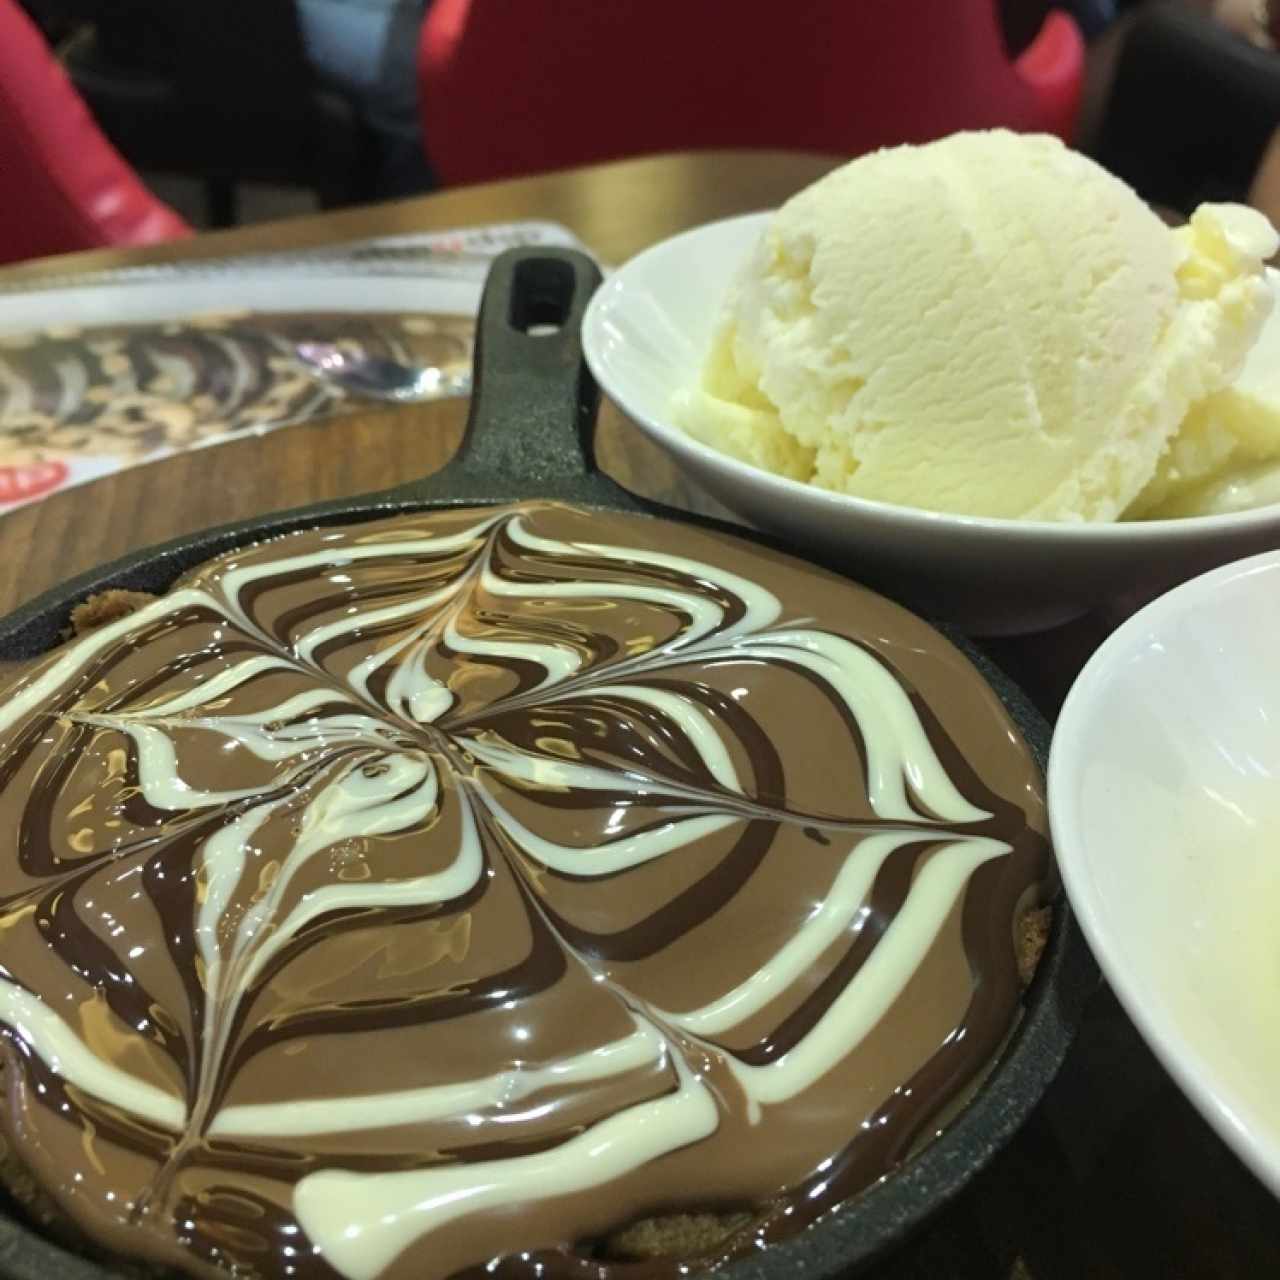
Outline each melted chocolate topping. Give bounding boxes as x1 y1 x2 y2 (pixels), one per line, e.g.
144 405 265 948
0 502 1050 1280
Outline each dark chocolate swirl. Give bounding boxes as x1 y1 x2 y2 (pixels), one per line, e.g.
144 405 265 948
0 502 1049 1280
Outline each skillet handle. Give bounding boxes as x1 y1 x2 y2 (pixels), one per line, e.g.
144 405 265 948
402 247 640 506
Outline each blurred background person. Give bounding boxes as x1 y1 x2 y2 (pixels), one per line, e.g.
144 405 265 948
3 0 1277 254
14 0 433 234
294 0 435 196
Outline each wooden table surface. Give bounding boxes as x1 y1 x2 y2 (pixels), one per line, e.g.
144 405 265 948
0 150 1275 1278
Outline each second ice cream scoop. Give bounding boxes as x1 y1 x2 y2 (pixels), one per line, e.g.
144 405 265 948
674 131 1278 523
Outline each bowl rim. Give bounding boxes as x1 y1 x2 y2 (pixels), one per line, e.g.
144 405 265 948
1048 547 1280 1197
583 211 1280 542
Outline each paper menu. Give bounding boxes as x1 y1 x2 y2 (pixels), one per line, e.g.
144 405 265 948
0 221 592 511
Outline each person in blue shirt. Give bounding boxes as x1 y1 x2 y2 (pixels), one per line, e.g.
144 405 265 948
295 0 435 195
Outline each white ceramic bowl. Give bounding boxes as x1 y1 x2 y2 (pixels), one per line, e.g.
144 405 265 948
1049 550 1280 1196
582 213 1280 634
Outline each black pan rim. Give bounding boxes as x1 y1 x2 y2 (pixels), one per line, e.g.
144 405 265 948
0 488 1096 1280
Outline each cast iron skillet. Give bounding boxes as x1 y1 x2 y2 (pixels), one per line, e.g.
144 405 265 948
0 249 1096 1280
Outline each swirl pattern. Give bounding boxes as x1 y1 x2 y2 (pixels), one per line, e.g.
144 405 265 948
0 502 1049 1280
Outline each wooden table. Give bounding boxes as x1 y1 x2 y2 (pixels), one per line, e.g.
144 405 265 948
0 150 1275 1278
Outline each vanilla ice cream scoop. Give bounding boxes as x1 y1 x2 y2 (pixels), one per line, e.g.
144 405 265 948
1131 268 1280 518
674 131 1278 522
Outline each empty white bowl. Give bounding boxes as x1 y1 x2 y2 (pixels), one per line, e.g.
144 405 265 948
582 213 1280 634
1049 549 1280 1196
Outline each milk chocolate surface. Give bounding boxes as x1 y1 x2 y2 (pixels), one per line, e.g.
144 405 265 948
0 502 1050 1280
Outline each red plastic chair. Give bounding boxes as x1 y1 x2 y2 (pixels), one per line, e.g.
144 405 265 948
419 1 1084 187
0 0 190 266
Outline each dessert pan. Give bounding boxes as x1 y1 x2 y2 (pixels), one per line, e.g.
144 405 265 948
0 248 1096 1279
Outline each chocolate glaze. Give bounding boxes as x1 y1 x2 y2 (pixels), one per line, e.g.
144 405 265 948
0 502 1050 1280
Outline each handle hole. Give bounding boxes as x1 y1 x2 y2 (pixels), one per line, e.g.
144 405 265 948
509 258 574 337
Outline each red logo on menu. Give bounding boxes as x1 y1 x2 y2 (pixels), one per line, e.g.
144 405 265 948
0 461 68 504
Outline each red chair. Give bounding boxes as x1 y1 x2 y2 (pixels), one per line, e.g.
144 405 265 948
418 1 1084 187
0 0 189 266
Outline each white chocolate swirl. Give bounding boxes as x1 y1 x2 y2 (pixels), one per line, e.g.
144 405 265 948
0 501 1048 1280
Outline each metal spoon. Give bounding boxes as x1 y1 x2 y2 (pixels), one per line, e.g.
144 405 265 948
293 341 470 403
